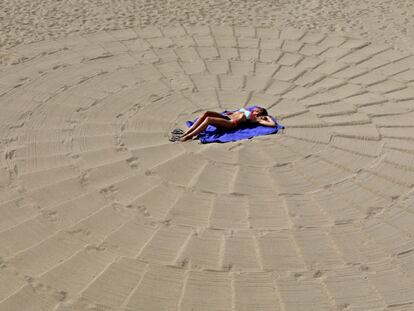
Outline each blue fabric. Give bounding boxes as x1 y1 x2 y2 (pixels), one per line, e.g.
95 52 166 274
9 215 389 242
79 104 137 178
185 107 284 144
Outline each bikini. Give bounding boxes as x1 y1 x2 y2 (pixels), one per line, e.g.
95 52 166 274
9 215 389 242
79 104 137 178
229 108 254 125
241 108 254 119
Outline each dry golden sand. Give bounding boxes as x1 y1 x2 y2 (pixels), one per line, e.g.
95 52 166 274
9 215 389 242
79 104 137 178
0 1 414 311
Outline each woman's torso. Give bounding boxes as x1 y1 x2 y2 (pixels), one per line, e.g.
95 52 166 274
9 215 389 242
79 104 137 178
225 108 253 125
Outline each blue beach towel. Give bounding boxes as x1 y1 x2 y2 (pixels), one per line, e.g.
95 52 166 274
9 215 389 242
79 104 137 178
185 107 284 144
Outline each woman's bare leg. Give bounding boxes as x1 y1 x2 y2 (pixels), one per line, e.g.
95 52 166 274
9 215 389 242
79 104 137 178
180 117 235 141
182 111 228 137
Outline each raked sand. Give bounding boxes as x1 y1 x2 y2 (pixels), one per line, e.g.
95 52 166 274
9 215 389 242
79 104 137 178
0 2 414 311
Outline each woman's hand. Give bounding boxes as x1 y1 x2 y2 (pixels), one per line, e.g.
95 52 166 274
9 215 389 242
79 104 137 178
256 116 276 127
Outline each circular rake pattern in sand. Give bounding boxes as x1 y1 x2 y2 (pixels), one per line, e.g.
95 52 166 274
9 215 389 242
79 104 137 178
0 25 414 310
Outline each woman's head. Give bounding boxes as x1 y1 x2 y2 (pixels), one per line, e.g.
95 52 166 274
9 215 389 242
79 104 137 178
252 107 268 117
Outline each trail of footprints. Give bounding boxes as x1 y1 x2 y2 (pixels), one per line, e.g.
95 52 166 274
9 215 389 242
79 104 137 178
0 25 414 310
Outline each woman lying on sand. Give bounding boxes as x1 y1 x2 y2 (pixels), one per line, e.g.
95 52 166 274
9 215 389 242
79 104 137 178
177 106 276 142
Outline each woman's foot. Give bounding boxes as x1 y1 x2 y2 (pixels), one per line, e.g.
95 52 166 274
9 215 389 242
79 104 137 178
179 135 191 142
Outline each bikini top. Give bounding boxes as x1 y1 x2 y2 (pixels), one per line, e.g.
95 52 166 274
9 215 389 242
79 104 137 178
239 108 254 120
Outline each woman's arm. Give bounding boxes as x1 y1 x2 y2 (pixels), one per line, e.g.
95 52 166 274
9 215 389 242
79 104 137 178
255 116 276 127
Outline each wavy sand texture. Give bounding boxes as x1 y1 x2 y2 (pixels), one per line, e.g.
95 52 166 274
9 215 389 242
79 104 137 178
0 24 414 310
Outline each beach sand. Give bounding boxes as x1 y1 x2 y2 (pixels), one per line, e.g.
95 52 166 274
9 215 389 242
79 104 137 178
0 1 414 310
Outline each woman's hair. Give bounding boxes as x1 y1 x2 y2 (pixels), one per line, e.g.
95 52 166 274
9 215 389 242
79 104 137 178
257 107 268 117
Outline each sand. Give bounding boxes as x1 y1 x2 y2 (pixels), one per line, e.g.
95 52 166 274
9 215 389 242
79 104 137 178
1 0 414 59
0 1 414 311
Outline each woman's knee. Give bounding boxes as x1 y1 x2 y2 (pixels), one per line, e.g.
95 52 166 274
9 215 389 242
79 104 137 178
200 112 209 120
203 111 215 117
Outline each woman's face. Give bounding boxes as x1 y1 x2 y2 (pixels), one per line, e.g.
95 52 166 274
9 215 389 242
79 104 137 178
251 108 261 117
